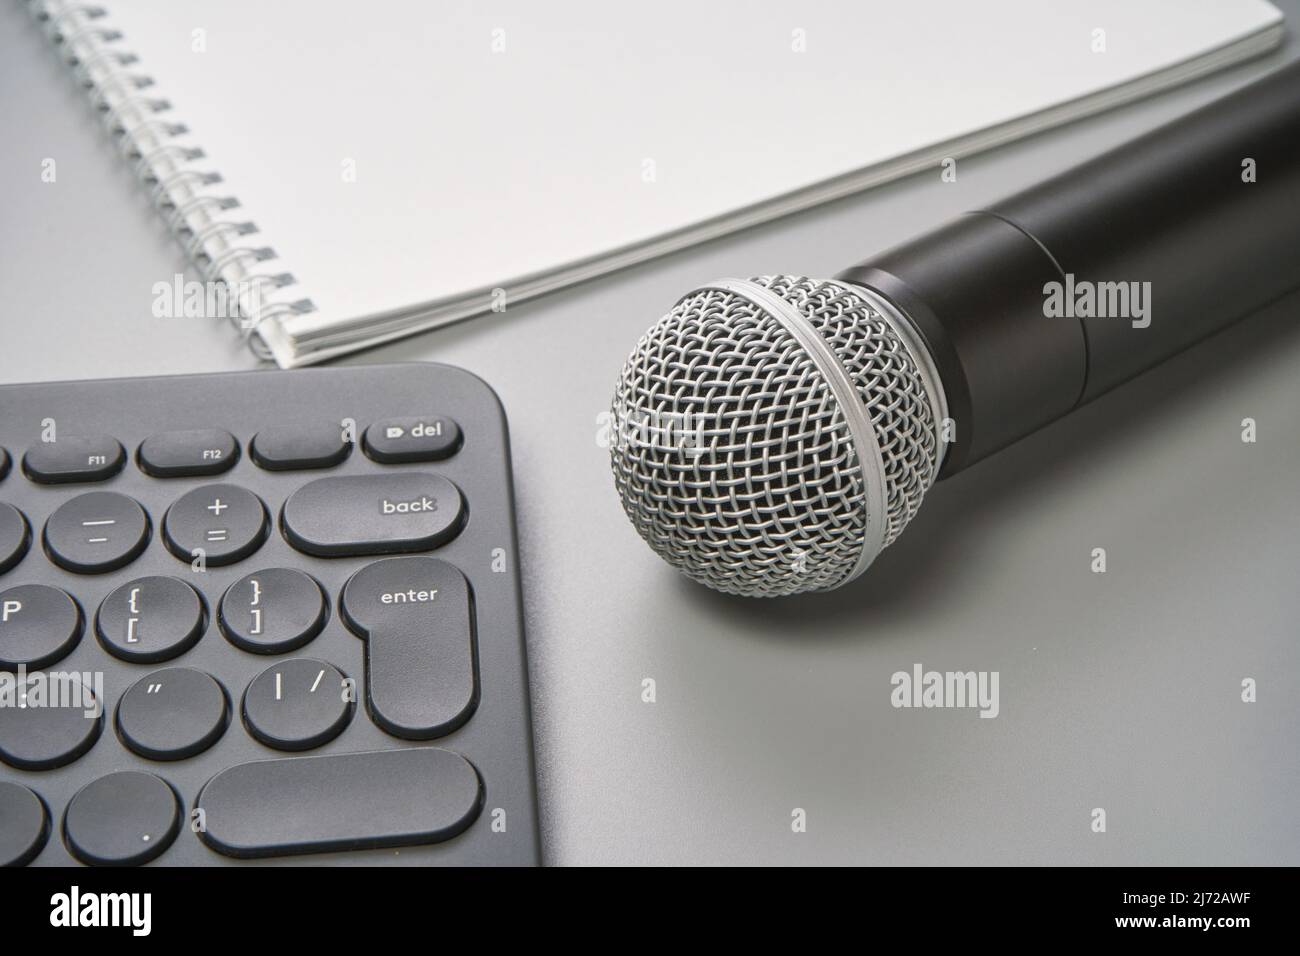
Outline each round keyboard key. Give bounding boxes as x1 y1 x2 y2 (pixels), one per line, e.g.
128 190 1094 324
0 584 82 669
219 568 327 654
243 659 353 751
0 782 49 866
44 491 150 574
117 667 229 760
0 672 102 770
96 576 206 663
0 503 30 574
163 484 268 566
64 771 179 866
0 448 9 481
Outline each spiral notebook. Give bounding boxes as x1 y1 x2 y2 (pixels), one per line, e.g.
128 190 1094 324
32 0 1284 368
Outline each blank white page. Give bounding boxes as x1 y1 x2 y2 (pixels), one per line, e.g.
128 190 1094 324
85 0 1283 363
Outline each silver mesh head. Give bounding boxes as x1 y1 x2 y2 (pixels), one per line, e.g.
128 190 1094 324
609 276 946 597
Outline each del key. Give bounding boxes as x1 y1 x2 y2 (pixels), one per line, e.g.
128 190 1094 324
341 557 477 740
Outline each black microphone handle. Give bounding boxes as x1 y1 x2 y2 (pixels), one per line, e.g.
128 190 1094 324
838 60 1300 478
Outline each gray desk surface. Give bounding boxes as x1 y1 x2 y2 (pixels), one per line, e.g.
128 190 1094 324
2 4 1298 865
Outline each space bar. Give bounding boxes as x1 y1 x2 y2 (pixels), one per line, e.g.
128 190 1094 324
197 749 483 859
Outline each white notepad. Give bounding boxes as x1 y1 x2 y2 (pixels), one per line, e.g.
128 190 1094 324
33 0 1284 367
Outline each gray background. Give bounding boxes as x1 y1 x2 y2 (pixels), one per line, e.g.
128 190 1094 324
2 2 1297 864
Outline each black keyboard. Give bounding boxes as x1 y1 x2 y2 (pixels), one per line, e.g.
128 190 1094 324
0 364 539 865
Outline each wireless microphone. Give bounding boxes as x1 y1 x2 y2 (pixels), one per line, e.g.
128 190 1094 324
609 62 1300 597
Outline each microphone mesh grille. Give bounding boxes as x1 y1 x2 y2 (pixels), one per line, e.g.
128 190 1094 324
610 276 939 597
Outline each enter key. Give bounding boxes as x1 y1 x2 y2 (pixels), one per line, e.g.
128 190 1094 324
341 557 479 740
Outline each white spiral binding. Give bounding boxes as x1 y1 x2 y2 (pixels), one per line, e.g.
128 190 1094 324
29 0 316 361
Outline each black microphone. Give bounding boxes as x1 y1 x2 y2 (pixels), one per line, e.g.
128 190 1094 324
610 62 1300 597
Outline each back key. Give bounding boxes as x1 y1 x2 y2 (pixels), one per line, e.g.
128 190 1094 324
341 556 477 740
283 474 464 557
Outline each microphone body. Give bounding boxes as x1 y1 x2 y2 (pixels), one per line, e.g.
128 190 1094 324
838 60 1300 476
611 63 1300 597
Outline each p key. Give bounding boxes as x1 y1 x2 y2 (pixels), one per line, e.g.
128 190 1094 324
341 556 477 740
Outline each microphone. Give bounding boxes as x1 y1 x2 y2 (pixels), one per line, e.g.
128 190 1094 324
609 61 1300 597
